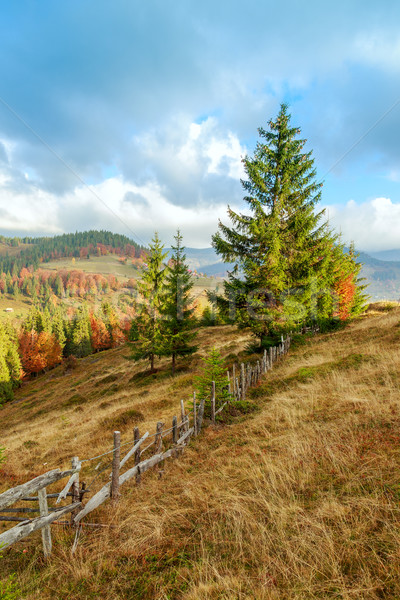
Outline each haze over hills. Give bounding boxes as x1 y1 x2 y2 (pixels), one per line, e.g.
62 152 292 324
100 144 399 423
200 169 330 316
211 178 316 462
182 246 400 302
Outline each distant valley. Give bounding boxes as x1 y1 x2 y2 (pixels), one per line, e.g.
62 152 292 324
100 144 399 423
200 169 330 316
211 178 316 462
181 246 400 302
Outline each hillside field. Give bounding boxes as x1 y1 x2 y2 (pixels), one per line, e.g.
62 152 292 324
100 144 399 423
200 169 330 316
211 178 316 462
1 306 400 598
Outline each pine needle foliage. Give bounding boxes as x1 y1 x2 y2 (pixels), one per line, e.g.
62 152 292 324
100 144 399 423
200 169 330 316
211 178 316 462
131 232 168 371
160 230 198 374
195 347 231 410
212 103 367 341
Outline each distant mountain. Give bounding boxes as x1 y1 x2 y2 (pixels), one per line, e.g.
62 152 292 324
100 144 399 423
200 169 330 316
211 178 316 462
368 249 400 262
181 246 400 301
166 247 235 277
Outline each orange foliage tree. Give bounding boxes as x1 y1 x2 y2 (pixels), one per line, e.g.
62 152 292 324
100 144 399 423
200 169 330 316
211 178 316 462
90 314 112 351
19 330 62 376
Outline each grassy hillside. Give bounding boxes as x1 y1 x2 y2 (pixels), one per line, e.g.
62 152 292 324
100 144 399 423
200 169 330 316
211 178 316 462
2 307 400 598
0 242 32 257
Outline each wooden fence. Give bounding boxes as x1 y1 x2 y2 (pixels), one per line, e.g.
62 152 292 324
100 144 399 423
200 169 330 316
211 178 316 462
0 334 297 556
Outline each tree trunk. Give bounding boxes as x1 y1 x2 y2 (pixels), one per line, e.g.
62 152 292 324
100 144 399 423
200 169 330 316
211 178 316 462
150 354 154 372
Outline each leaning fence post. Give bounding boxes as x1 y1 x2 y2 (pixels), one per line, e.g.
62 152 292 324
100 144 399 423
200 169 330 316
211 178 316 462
38 487 52 557
111 431 121 502
211 381 216 424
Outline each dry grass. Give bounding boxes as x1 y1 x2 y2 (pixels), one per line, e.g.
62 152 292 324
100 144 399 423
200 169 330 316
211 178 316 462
2 310 400 599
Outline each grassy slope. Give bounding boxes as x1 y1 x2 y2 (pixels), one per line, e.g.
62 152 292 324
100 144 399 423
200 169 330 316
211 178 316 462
2 307 400 598
0 242 32 257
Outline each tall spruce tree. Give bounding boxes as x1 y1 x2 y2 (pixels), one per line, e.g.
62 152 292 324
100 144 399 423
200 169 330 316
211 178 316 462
212 103 366 341
160 230 198 375
131 232 168 371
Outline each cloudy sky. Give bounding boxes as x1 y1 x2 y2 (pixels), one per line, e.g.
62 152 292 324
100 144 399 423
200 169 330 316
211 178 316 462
0 1 400 251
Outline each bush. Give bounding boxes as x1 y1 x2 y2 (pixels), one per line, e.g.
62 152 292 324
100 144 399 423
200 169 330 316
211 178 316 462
0 573 20 600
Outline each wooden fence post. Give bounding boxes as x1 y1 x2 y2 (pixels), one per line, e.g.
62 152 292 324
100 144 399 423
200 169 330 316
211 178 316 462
155 422 164 478
134 427 141 486
227 370 231 395
197 397 206 433
111 431 121 502
71 456 80 525
211 381 216 424
241 363 246 401
172 416 178 444
193 392 197 436
180 399 188 432
155 422 164 454
38 488 52 557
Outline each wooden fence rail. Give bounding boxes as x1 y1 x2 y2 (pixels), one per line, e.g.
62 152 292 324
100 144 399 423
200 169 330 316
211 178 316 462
0 333 303 555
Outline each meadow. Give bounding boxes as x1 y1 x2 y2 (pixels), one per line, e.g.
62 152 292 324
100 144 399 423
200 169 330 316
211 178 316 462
1 304 400 598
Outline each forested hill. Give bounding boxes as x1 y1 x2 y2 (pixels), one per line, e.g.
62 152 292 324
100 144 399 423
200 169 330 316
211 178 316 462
0 230 147 275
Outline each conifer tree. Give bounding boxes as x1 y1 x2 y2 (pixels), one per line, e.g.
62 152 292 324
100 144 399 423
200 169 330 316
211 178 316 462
160 230 198 374
66 307 92 357
131 232 168 371
0 322 21 402
212 103 366 341
195 347 231 412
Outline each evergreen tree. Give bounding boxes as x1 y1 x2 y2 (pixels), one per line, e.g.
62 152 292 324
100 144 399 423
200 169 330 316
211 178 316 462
160 231 198 374
0 322 21 403
67 307 92 358
130 233 168 371
195 347 231 412
212 103 366 341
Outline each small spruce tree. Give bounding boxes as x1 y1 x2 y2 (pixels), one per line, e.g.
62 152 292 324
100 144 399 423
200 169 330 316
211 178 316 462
195 347 231 412
131 232 168 371
160 230 198 375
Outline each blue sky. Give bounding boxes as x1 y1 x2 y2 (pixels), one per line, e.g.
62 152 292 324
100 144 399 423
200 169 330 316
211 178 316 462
0 1 400 250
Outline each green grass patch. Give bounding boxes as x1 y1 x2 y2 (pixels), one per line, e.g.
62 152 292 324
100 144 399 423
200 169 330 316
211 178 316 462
23 440 39 449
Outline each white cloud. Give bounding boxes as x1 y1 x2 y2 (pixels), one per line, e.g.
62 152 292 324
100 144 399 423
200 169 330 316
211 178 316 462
324 197 400 251
0 173 238 247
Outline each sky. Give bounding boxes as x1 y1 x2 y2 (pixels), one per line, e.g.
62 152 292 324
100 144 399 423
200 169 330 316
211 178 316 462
0 1 400 251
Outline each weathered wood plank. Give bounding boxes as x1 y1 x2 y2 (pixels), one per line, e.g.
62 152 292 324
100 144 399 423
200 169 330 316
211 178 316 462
0 468 80 511
119 431 149 471
0 503 81 550
74 449 175 523
134 427 141 486
214 402 227 416
177 427 194 445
